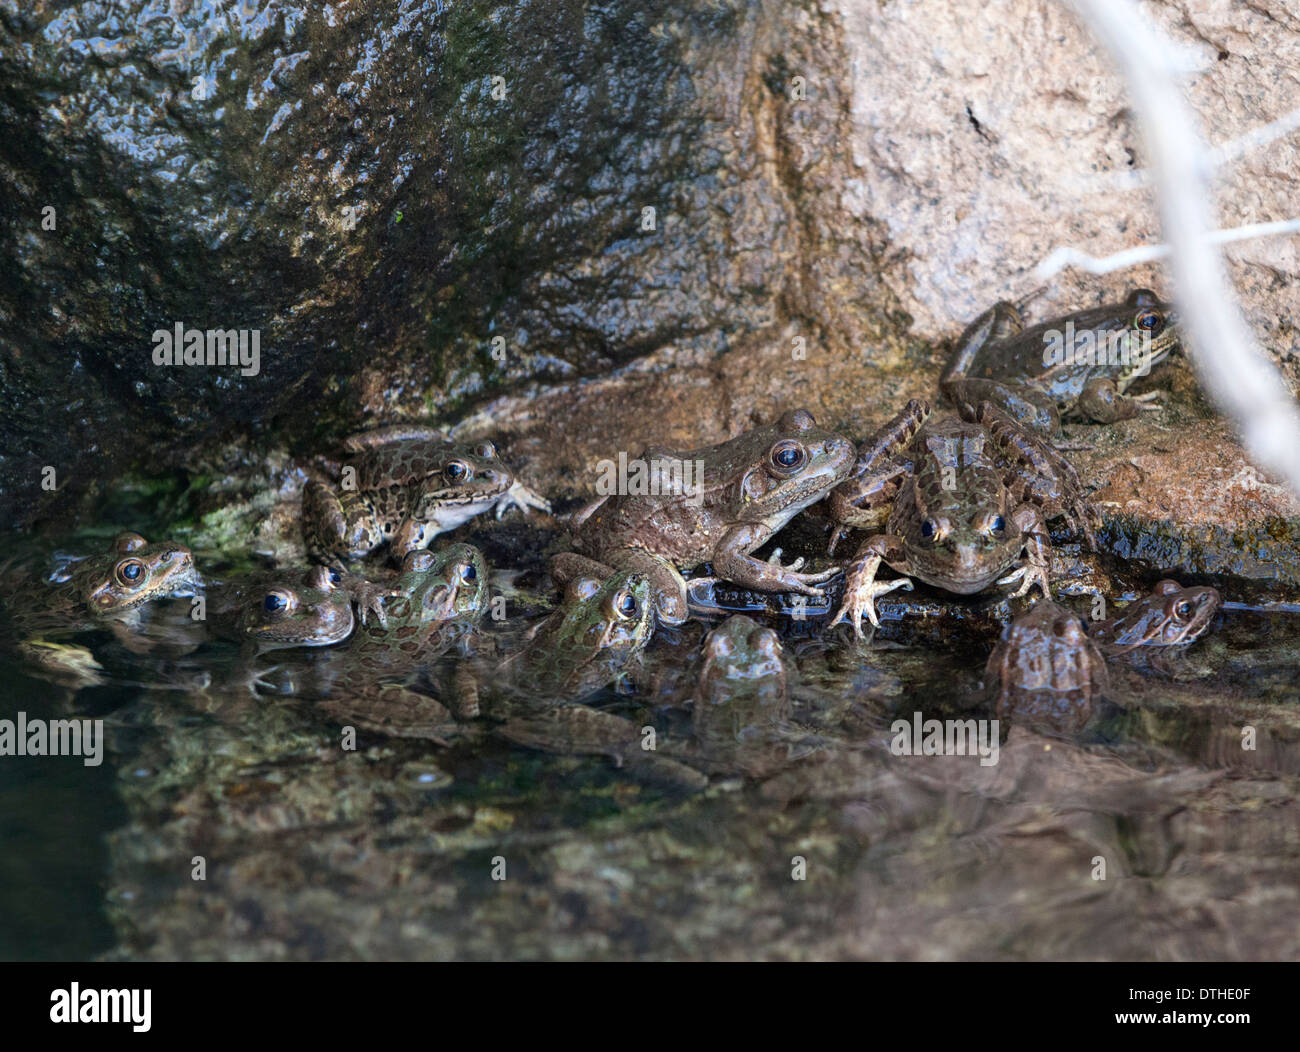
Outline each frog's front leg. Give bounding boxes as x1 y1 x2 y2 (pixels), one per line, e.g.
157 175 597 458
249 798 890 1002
999 503 1053 600
828 398 931 553
713 525 840 598
1075 377 1163 424
827 535 914 638
303 480 383 565
977 402 1098 550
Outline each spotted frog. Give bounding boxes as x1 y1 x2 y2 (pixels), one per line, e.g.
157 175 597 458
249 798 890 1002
3 532 200 685
312 544 490 739
1089 579 1220 652
941 288 1180 433
552 409 854 626
227 564 357 653
828 398 1096 635
985 600 1108 737
303 426 549 568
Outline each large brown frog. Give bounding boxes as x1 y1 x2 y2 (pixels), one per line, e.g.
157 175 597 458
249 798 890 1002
828 398 1096 636
552 409 855 626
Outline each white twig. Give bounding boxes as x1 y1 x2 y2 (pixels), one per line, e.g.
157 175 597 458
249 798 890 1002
1066 0 1300 499
1036 218 1300 278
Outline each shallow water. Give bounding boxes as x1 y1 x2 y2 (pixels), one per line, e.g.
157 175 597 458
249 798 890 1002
4 554 1299 961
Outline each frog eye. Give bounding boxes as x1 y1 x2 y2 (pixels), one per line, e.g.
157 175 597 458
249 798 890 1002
328 568 342 586
444 460 471 483
1169 597 1194 622
262 589 296 615
613 590 640 619
1133 308 1164 335
978 513 1008 538
458 562 478 582
769 440 807 476
474 442 497 459
115 559 146 585
919 517 951 543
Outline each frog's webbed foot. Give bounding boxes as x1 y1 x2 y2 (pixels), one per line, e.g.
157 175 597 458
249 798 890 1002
764 548 839 587
495 480 551 518
339 572 401 629
828 548 914 639
999 559 1052 601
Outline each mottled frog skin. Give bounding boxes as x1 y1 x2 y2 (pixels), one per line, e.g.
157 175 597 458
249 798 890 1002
230 565 357 653
941 288 1180 433
1089 579 1220 652
553 409 854 626
303 426 549 567
986 600 1108 737
828 398 1096 635
313 544 490 739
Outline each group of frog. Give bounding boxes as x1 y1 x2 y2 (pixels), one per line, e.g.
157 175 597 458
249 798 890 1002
4 288 1224 777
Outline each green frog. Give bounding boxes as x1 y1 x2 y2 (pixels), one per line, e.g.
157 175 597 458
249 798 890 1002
985 600 1109 737
228 564 357 653
552 409 855 626
3 532 201 685
828 398 1096 636
311 544 490 739
303 425 549 568
1089 579 1220 653
940 288 1180 433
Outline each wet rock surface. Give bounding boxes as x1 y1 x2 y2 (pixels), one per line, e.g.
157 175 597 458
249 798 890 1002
3 0 1300 962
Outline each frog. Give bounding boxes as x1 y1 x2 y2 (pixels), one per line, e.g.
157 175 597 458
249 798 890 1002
2 532 201 685
984 600 1109 737
827 398 1096 637
310 544 490 739
227 564 357 654
303 425 550 569
940 288 1180 433
1088 579 1220 653
688 614 830 777
551 408 855 627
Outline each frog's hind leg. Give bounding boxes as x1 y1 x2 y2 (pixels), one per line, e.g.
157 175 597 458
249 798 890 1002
302 480 382 565
548 552 618 588
940 300 1027 389
946 378 1061 435
829 399 930 553
317 682 457 744
978 403 1099 550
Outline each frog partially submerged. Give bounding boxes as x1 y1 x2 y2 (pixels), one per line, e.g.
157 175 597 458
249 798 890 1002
303 425 549 568
552 409 855 626
3 532 201 685
312 544 490 739
941 288 1180 433
985 581 1220 736
228 565 358 653
828 398 1096 636
985 600 1109 737
1089 579 1220 653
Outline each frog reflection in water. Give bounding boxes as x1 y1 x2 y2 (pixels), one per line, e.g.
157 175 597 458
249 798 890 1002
239 546 489 738
827 398 1096 636
2 531 200 685
941 288 1180 434
303 426 549 569
552 409 855 626
987 581 1221 736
